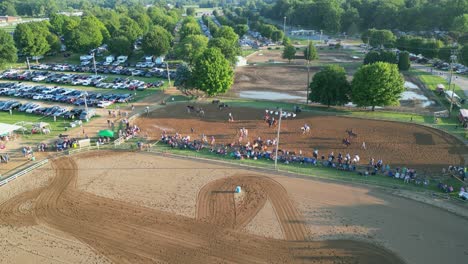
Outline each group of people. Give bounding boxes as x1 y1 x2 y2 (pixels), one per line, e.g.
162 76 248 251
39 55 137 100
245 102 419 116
55 136 78 151
0 153 9 164
36 143 47 152
119 118 140 140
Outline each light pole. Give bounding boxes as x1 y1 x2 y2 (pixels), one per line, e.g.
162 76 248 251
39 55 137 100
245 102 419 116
166 62 171 90
92 52 97 77
83 92 88 114
448 52 457 115
274 108 283 170
283 16 287 36
26 57 31 72
306 35 311 104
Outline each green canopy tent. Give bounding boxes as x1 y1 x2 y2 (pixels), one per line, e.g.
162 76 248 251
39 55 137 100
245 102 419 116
98 130 114 137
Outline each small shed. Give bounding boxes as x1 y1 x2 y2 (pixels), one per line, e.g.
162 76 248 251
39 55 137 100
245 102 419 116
155 56 165 64
105 55 115 63
459 109 468 128
436 84 445 92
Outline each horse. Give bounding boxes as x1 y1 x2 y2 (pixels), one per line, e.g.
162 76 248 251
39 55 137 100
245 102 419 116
346 129 358 138
267 118 277 128
342 138 351 147
219 103 229 110
186 105 195 113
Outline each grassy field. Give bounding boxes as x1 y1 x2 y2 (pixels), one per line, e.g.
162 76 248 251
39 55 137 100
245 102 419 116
0 111 71 143
241 49 259 57
408 69 466 99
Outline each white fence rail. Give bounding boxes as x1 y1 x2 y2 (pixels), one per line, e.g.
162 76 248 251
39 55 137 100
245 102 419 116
0 159 49 187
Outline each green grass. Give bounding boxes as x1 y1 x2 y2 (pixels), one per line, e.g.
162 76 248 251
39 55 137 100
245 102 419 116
0 111 73 143
241 49 259 57
408 69 466 99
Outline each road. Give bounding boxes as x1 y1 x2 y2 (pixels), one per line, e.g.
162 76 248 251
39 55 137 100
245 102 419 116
412 64 468 97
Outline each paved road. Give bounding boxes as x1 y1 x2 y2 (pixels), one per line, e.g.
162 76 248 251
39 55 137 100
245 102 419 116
413 64 468 97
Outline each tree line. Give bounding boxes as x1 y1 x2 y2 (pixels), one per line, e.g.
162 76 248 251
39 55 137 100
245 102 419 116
257 0 468 36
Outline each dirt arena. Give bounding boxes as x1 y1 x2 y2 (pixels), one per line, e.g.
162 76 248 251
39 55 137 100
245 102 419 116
136 104 466 174
1 151 467 264
230 49 360 99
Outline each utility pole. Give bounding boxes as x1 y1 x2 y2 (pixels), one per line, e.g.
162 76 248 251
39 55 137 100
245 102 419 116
26 57 31 72
320 30 323 43
283 16 287 36
274 108 283 170
448 48 458 116
306 35 311 104
166 62 171 91
92 52 97 76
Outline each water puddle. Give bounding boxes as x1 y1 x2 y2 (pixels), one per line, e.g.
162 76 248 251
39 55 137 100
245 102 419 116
239 90 305 101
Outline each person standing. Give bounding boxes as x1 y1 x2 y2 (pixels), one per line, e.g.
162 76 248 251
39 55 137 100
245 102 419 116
361 141 366 150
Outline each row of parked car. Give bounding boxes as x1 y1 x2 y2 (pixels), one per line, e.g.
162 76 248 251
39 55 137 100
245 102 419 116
432 60 468 74
0 70 161 91
0 82 133 108
30 62 177 79
0 99 94 120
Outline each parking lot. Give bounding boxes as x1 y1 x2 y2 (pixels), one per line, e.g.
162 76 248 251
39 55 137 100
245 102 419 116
29 62 177 79
0 69 166 90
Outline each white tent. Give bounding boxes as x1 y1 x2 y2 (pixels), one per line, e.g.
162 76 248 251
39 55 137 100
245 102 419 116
0 123 24 136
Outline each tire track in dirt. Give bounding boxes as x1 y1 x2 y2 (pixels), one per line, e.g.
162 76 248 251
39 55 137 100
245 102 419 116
0 154 406 264
196 174 308 241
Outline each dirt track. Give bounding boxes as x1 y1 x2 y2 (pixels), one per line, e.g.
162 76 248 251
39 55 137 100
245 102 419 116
136 104 466 173
0 155 403 264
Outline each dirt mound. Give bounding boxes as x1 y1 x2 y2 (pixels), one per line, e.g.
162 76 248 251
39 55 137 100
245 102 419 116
0 155 404 263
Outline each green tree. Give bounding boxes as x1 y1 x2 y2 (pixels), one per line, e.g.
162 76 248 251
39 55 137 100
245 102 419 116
362 29 396 48
108 36 132 56
46 33 61 53
192 48 234 96
208 37 240 65
282 36 292 46
364 51 381 65
180 21 202 40
304 42 318 61
282 45 296 63
174 62 194 93
0 0 17 16
0 29 17 68
452 14 468 33
14 22 50 61
234 24 249 37
142 25 172 57
67 16 106 52
132 13 151 34
176 34 208 65
186 7 196 16
461 45 468 66
309 65 350 107
398 51 411 71
351 62 404 111
116 16 143 43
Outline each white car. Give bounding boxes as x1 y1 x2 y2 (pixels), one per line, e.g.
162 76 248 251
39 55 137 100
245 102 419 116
26 105 41 113
32 75 47 82
32 94 44 100
97 101 113 108
459 191 468 200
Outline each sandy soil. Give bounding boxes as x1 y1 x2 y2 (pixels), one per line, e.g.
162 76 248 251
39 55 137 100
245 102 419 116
0 151 407 264
135 104 466 173
0 162 109 264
